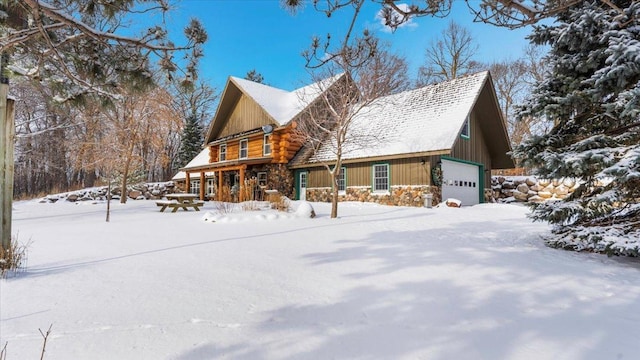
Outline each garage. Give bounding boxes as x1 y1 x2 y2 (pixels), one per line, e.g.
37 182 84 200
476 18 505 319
441 159 481 206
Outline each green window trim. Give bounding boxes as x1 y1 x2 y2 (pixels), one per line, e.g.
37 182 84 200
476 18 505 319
461 115 470 139
336 166 347 192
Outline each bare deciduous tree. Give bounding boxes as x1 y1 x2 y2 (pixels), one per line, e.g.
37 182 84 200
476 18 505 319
295 47 410 218
416 20 481 86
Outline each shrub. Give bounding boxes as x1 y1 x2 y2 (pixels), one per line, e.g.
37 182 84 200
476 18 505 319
0 235 29 278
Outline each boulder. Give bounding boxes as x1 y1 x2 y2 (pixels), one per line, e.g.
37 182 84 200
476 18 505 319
67 194 79 202
502 182 516 190
516 183 530 193
525 177 537 187
538 191 553 199
513 190 529 201
538 179 550 187
128 190 142 199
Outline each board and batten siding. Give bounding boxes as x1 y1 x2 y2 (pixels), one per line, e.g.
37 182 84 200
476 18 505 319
451 111 492 186
306 157 431 188
218 95 274 138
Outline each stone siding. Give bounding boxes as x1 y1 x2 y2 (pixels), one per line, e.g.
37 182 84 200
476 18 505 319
306 185 437 207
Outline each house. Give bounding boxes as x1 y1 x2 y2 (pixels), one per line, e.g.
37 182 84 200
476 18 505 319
172 74 347 201
175 71 513 206
288 70 513 206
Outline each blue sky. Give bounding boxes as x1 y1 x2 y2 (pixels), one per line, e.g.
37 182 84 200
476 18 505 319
166 1 534 92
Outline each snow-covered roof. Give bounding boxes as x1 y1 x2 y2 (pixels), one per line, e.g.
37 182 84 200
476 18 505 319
229 73 344 126
294 71 489 164
172 147 211 181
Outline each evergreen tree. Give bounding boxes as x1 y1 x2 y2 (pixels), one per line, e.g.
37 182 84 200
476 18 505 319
245 69 265 84
177 114 204 168
513 0 640 256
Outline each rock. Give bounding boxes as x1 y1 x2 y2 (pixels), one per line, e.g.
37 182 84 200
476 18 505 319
502 182 515 190
538 191 553 199
516 183 530 193
67 194 79 202
525 177 537 186
563 178 576 188
530 184 543 192
513 190 529 201
497 176 506 184
554 185 569 196
528 195 545 203
538 179 550 187
128 190 142 199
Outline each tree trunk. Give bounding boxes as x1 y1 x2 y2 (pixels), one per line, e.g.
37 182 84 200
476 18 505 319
1 84 15 251
331 172 339 218
119 132 137 204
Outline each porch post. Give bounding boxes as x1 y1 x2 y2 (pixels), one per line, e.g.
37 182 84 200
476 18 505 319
239 165 246 202
185 172 190 193
218 170 223 201
199 171 205 200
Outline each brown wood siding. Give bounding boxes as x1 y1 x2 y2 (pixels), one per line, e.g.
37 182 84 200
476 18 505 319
304 157 432 188
390 158 430 185
307 167 329 188
451 111 492 186
219 95 273 138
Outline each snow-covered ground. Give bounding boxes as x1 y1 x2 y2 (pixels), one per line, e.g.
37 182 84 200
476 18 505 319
2 199 639 359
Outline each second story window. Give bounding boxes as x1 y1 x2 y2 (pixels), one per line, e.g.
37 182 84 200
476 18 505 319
461 115 470 138
219 144 227 161
239 139 248 159
263 135 271 156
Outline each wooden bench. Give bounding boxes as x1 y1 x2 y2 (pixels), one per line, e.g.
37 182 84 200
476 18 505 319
156 200 204 213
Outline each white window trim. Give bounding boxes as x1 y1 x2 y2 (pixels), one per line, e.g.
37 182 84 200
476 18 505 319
239 139 248 159
372 163 389 193
190 180 200 195
263 135 271 156
219 144 227 161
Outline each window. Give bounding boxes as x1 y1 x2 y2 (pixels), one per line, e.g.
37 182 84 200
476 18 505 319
206 177 216 196
189 180 200 194
239 139 248 159
263 135 271 156
336 167 346 192
461 115 470 138
257 172 267 187
373 164 389 192
219 144 227 161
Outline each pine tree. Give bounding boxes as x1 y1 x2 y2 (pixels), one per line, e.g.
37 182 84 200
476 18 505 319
177 115 204 169
513 0 640 256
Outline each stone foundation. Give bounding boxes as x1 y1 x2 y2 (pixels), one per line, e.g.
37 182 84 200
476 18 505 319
306 185 436 207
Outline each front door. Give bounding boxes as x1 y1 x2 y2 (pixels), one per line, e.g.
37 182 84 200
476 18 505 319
299 172 307 201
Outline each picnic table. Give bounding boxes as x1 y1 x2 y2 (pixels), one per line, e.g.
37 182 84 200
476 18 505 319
156 193 204 213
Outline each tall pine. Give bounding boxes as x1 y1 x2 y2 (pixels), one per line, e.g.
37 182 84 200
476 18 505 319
177 115 204 169
513 0 640 256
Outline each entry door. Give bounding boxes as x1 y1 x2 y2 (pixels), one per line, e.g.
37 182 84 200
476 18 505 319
441 159 480 206
299 172 307 201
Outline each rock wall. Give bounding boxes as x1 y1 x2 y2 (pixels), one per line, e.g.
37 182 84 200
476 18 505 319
306 185 436 207
491 176 578 203
41 182 178 203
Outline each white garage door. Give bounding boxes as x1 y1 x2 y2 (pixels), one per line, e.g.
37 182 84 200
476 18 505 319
441 159 480 206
